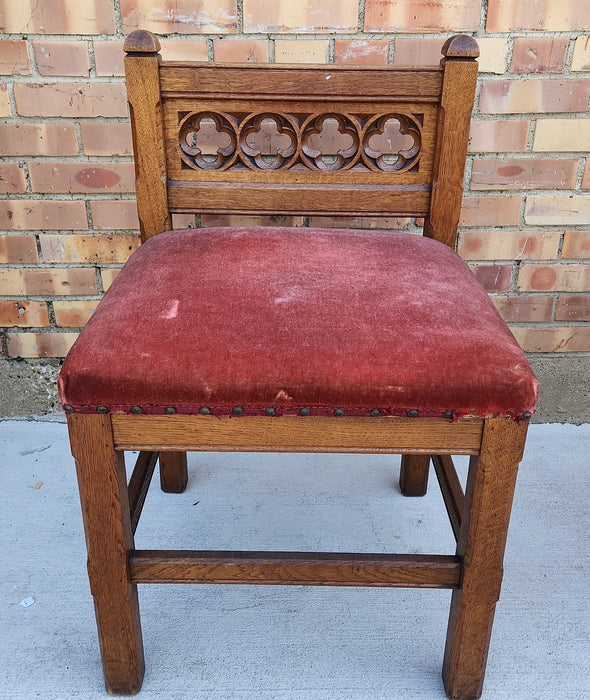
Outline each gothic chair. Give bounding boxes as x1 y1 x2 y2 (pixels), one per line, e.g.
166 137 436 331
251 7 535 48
58 31 538 699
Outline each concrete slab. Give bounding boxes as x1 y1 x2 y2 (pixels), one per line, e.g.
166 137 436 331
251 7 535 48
1 420 589 699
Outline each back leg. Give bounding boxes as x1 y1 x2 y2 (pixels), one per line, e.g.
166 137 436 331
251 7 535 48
399 454 431 496
159 451 188 493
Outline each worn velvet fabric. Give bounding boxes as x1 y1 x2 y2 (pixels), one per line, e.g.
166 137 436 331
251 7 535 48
58 227 538 419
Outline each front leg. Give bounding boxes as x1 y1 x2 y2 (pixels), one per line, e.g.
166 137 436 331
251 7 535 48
443 417 528 699
68 413 145 695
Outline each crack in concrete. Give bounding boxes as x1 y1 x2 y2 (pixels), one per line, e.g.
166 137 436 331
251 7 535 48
20 443 51 456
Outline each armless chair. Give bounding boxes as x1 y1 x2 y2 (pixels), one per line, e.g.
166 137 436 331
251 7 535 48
58 31 538 699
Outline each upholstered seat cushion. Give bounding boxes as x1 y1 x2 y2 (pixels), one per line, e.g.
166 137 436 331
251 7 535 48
58 227 538 419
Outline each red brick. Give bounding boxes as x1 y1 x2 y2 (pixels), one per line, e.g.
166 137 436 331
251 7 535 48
93 40 125 77
334 40 389 66
80 122 132 157
365 0 480 32
0 301 49 327
0 235 38 263
518 264 590 292
492 295 554 323
90 201 139 230
458 230 560 261
555 295 590 321
0 163 27 194
0 123 78 157
53 300 98 328
14 83 127 118
7 332 78 358
394 37 507 73
572 36 590 72
480 79 590 114
394 38 446 66
95 39 210 74
477 38 510 74
470 158 578 190
0 84 10 117
30 162 135 194
244 0 357 33
583 162 590 190
511 326 590 353
525 196 590 226
469 264 513 292
172 214 197 229
101 268 121 291
308 216 413 230
393 37 506 73
0 200 87 230
120 0 237 34
0 1 116 34
510 37 568 74
33 41 89 76
0 268 97 296
562 231 590 259
201 214 304 228
468 120 530 153
533 118 590 152
40 234 139 263
274 41 330 64
486 0 590 32
459 196 522 227
160 40 209 62
214 39 268 63
0 40 30 75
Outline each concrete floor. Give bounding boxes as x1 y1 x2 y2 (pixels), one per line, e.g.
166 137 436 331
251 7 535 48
1 419 589 700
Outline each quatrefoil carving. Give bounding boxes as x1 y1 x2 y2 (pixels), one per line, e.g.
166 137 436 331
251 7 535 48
179 112 237 170
362 115 421 172
301 114 360 171
177 110 422 173
240 114 298 170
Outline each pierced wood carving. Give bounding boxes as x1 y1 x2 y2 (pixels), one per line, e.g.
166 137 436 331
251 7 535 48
179 111 423 174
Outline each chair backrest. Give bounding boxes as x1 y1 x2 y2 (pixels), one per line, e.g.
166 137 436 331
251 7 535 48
123 31 479 249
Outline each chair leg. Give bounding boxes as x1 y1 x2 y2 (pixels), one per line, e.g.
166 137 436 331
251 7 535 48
67 413 144 695
399 454 431 496
159 451 188 493
442 417 528 700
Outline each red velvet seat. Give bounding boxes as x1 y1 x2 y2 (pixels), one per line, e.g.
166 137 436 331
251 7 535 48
58 226 537 420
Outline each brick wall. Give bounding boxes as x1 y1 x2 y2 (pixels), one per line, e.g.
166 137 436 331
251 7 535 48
1 0 589 360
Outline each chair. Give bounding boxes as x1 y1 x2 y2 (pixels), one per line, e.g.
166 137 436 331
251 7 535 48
58 31 538 699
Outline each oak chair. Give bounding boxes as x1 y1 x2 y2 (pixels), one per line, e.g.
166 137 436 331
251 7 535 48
58 31 538 699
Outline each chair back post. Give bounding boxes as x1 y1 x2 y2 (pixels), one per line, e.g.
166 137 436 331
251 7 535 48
425 35 479 249
124 31 171 242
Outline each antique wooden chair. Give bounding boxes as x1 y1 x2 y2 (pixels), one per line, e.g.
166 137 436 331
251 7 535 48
58 31 538 699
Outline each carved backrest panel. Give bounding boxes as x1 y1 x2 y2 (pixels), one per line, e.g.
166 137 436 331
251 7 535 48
152 62 450 218
124 33 479 243
163 108 440 221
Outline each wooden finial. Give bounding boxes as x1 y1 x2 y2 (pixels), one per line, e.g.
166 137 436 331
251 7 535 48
124 30 161 54
441 35 480 59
